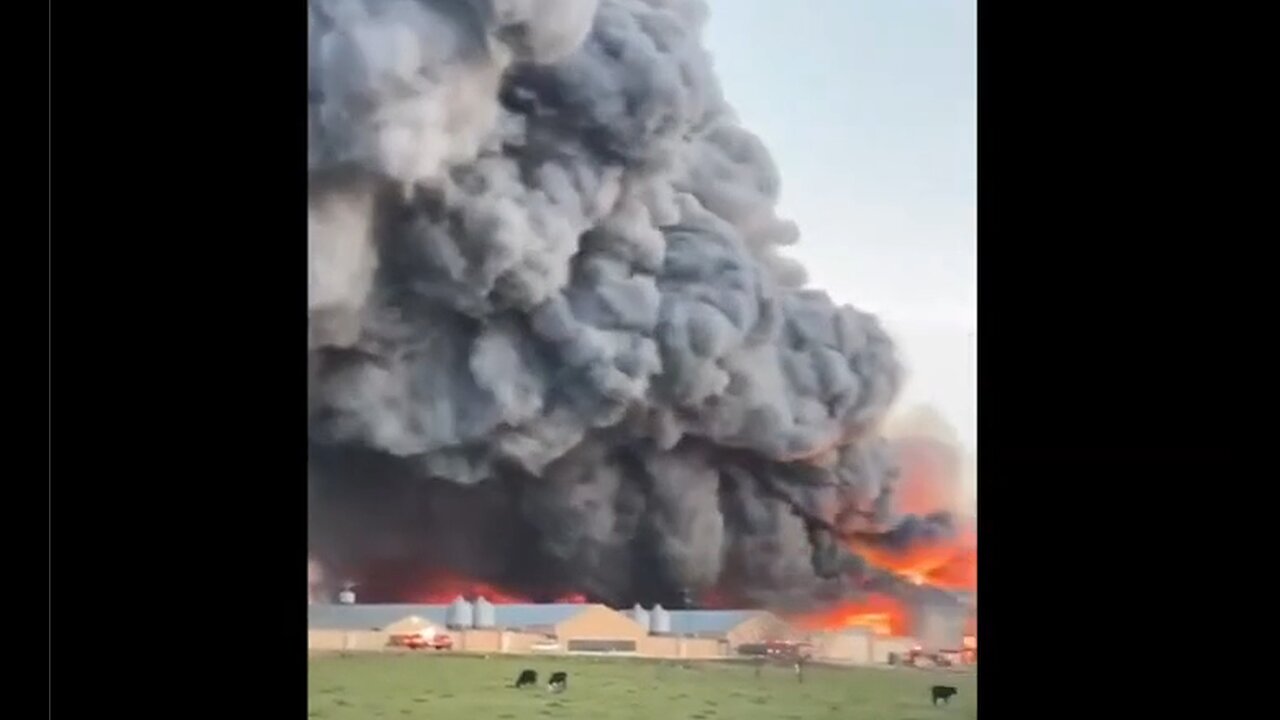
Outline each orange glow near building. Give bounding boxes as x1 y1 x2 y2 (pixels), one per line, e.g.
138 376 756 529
791 593 911 636
409 573 586 604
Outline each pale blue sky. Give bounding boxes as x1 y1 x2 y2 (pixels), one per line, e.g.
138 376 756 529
705 0 977 452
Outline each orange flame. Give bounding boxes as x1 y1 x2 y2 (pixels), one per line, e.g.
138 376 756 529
793 530 976 638
792 593 910 636
849 523 977 591
793 429 977 637
854 431 977 591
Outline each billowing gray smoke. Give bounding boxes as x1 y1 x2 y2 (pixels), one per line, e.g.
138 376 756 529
308 0 951 610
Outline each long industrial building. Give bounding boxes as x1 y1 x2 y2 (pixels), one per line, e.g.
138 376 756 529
308 594 972 664
308 599 782 659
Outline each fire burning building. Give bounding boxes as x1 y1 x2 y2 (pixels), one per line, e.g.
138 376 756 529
308 590 973 665
909 593 968 653
306 0 977 649
308 597 799 659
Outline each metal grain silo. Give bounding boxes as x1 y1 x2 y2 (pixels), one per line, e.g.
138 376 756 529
650 603 671 634
631 603 651 632
474 596 496 628
337 582 356 605
446 596 474 629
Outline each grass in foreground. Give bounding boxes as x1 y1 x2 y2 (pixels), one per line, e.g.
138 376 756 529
308 652 976 720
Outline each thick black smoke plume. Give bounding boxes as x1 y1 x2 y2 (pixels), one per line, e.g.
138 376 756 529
308 0 952 610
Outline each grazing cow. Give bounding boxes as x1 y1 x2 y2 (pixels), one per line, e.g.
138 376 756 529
513 669 538 689
930 685 958 705
547 671 568 693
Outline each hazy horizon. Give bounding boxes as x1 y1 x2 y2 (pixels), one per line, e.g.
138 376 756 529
705 0 976 455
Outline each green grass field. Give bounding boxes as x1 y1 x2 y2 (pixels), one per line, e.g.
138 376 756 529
309 652 977 720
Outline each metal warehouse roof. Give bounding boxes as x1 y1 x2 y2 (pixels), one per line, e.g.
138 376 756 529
308 604 449 630
308 603 590 631
488 603 589 628
664 610 765 635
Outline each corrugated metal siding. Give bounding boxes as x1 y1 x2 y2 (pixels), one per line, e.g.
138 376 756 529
664 610 764 635
308 604 449 630
492 604 588 628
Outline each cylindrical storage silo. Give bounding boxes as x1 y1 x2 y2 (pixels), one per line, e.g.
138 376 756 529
911 598 965 652
474 596 496 629
651 603 671 634
632 603 651 632
447 596 474 629
308 559 323 606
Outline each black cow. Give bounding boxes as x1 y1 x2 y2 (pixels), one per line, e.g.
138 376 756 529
930 685 958 705
547 671 568 693
513 669 538 689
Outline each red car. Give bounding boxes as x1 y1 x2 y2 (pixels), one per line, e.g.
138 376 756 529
394 633 454 650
